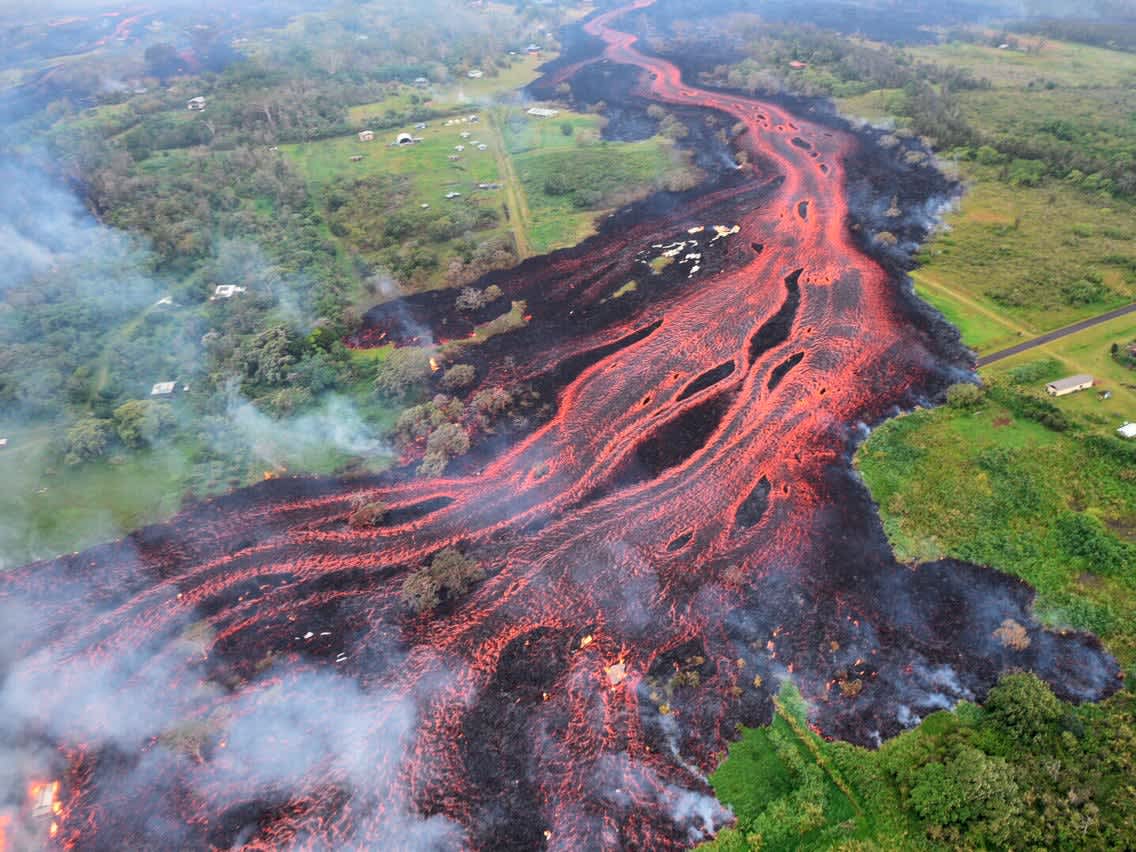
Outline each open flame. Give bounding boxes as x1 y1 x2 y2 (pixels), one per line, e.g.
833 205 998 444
23 780 63 844
429 357 440 373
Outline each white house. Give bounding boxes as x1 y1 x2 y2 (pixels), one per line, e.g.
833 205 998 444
1046 374 1093 397
151 382 177 397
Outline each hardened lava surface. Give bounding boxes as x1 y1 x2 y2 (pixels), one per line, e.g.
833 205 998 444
0 2 1119 849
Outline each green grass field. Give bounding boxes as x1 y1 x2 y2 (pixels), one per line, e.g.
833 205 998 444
512 135 692 252
857 397 1136 668
0 426 193 569
913 166 1136 342
430 52 549 108
982 314 1136 415
908 37 1136 88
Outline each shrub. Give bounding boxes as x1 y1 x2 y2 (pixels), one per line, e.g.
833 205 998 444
400 547 484 613
945 382 982 408
374 347 432 399
441 364 476 390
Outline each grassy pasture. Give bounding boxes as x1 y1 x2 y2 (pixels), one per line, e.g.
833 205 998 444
908 38 1136 88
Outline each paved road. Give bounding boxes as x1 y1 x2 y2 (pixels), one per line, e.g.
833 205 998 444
976 302 1136 367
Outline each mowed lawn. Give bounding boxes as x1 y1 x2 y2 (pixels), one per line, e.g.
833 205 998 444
982 314 1136 416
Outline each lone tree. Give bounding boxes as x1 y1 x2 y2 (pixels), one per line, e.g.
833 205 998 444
374 348 433 399
64 417 113 465
441 364 476 390
400 547 484 613
113 399 175 449
418 423 470 477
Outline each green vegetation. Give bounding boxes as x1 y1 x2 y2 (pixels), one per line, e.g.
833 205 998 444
400 547 485 613
706 678 1136 851
0 0 587 565
502 106 701 252
857 389 1136 662
910 168 1135 347
682 12 1136 849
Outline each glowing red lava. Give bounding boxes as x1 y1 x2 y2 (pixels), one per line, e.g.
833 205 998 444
0 2 1118 849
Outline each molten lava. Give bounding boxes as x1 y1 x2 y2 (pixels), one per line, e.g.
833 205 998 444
0 1 1119 849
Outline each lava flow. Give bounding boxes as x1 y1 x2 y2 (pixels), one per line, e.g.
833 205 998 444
0 2 1120 849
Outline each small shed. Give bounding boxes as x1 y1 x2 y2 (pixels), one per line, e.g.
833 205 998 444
1046 374 1093 397
1118 422 1136 439
151 381 177 397
212 284 247 300
358 130 375 142
187 96 206 111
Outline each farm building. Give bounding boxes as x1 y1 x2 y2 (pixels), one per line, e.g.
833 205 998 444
396 133 416 145
527 107 560 118
358 130 375 142
1045 374 1093 397
151 382 177 397
1118 422 1136 439
186 96 206 111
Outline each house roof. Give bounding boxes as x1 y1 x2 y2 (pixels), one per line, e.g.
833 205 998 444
1047 374 1093 391
1119 422 1136 439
